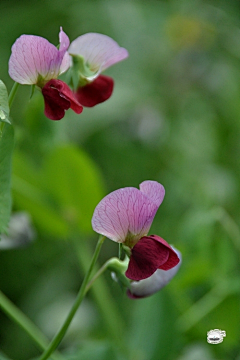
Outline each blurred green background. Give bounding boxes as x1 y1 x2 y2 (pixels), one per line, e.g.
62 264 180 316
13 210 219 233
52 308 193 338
0 0 240 359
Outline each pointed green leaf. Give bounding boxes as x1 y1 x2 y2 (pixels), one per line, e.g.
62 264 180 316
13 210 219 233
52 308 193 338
0 124 14 234
0 80 11 124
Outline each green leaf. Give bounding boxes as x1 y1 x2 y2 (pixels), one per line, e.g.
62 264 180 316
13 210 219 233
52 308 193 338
0 80 11 124
0 124 14 235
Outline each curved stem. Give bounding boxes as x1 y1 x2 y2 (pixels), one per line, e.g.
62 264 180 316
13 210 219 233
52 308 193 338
85 259 112 293
75 242 127 354
39 235 105 360
0 290 63 360
8 82 19 109
85 256 130 293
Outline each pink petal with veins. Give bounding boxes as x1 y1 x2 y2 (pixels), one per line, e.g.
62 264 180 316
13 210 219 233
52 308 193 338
68 33 128 73
9 28 70 85
92 184 162 244
59 27 70 53
59 27 71 74
140 180 165 207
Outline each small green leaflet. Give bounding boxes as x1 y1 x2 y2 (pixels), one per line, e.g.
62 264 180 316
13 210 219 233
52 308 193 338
0 124 14 235
0 80 11 124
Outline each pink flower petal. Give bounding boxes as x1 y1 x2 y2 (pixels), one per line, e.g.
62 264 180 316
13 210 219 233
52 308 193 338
140 180 165 207
127 247 182 298
60 52 71 75
75 75 114 107
125 236 170 281
92 185 161 245
9 28 70 85
59 27 71 74
42 79 83 120
59 27 70 53
68 33 128 73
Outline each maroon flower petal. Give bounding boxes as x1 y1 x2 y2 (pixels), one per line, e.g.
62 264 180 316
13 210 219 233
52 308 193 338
148 235 180 271
42 79 83 120
125 236 170 281
127 246 182 299
75 75 114 107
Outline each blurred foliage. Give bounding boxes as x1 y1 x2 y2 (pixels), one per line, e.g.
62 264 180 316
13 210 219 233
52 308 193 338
12 145 105 237
0 0 240 359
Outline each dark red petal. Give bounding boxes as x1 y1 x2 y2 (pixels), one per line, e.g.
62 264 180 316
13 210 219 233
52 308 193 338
42 79 83 120
148 235 180 271
75 75 114 107
125 236 170 281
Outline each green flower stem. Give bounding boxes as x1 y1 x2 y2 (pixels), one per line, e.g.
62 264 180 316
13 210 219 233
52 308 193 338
85 257 130 293
39 235 105 360
8 82 19 109
0 290 62 360
84 259 111 293
74 240 127 353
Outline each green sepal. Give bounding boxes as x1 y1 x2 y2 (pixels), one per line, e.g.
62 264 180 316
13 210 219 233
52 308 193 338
30 84 36 99
107 257 131 288
122 244 131 257
0 80 11 125
0 123 14 236
70 54 98 89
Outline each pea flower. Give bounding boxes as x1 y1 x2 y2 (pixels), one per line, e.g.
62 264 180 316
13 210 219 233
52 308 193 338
68 33 128 107
8 27 83 120
92 180 180 281
127 247 181 298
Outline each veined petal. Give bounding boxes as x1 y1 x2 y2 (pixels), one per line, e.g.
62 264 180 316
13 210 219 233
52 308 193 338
127 247 182 298
68 33 128 73
59 27 71 74
59 27 70 53
60 52 71 75
9 28 70 85
140 180 165 207
92 185 160 245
